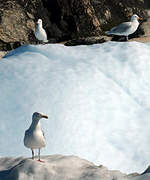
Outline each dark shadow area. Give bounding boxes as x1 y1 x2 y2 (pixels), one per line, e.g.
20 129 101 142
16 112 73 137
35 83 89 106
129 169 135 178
111 35 127 42
144 0 150 8
42 0 61 24
0 169 10 180
42 0 77 41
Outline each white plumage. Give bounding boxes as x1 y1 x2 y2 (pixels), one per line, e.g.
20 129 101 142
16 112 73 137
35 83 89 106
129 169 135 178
24 112 48 161
106 14 141 40
34 19 48 43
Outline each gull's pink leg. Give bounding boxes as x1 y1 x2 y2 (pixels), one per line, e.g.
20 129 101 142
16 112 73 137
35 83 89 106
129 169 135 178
37 148 44 162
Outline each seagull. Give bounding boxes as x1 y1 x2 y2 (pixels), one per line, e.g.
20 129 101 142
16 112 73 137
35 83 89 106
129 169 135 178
105 14 142 41
24 112 48 162
34 19 48 44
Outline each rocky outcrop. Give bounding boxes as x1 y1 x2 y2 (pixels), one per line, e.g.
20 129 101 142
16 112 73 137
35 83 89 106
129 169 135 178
0 51 7 59
0 0 35 50
0 0 150 50
57 0 102 38
139 18 150 37
65 36 111 46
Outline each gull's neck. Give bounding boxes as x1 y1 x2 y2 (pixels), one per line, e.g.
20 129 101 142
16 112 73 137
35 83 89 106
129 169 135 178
131 19 139 23
131 19 139 29
37 23 43 29
30 119 41 130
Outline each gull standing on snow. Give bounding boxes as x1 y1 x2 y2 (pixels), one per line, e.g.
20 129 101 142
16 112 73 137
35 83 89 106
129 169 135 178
105 14 142 41
24 112 48 162
34 19 48 43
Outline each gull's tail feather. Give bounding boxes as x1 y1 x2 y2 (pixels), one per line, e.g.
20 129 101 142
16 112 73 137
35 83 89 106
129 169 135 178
44 39 49 43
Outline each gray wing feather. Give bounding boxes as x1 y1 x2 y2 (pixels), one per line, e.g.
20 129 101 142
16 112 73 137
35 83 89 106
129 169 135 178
108 22 131 34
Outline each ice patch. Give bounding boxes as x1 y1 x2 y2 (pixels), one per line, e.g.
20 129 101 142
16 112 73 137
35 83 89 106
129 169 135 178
1 42 150 173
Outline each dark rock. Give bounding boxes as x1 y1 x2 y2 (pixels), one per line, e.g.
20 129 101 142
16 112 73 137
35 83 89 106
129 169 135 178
0 0 36 50
65 36 111 46
138 18 150 36
56 0 102 38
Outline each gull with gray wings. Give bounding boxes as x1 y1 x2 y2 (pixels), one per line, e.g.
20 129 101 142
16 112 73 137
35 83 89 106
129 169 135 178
24 112 48 162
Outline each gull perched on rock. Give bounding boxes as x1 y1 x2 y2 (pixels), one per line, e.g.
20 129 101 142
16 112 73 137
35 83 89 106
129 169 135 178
34 19 48 44
105 14 142 41
24 112 48 162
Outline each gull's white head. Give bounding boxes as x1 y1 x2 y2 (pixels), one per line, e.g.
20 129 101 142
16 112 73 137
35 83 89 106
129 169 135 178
130 14 140 21
32 112 48 121
37 19 43 25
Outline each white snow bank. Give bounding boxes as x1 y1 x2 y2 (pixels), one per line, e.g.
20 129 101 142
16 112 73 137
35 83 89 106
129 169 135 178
1 155 150 180
1 42 150 173
0 155 129 180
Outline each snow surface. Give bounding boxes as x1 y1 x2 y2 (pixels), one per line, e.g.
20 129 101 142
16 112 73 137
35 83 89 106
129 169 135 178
0 155 129 180
0 155 149 180
1 42 150 173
